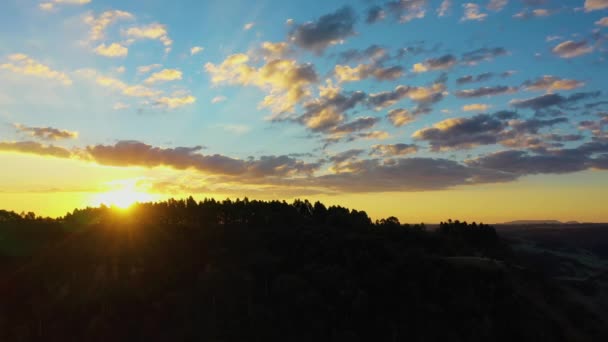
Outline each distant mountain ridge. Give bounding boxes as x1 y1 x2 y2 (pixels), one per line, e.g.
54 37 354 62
502 220 580 225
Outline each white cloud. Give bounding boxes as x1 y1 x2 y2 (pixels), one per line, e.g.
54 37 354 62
461 3 487 21
211 96 227 104
243 22 255 30
84 10 134 42
124 23 173 53
144 69 182 84
190 46 204 55
0 53 71 85
137 64 162 74
585 0 608 12
94 43 128 57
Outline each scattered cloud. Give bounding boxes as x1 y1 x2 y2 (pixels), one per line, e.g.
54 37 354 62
461 47 508 65
461 3 487 22
243 22 255 31
595 17 608 27
84 10 134 42
0 53 71 85
124 23 173 53
144 69 182 84
14 124 78 141
412 54 457 72
94 43 128 57
463 103 491 112
437 0 452 17
288 6 356 54
211 96 227 104
205 54 318 114
366 6 386 23
334 63 403 82
487 0 508 12
0 141 72 158
510 91 601 111
370 143 418 156
137 64 162 74
154 95 196 109
455 85 517 98
456 72 495 85
523 75 585 92
552 40 593 58
585 0 608 12
413 113 507 151
190 46 204 55
39 0 90 11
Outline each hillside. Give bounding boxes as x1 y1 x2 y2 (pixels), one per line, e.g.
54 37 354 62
1 199 607 342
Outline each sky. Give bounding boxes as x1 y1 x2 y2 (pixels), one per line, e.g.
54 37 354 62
0 0 607 223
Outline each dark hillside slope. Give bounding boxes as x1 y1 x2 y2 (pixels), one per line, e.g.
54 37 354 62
1 199 606 341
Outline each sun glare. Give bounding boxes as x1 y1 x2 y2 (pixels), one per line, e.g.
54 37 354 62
90 180 158 209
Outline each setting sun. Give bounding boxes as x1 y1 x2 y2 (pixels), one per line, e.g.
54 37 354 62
89 180 159 209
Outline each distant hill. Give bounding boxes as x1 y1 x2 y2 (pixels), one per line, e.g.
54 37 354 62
503 220 566 225
0 200 606 341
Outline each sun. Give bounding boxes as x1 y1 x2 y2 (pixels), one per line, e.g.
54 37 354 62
90 180 158 209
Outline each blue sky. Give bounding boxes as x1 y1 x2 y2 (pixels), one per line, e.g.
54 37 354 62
0 0 607 221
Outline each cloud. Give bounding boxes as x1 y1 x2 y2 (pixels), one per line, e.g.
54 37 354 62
137 64 162 74
0 53 71 85
413 114 507 150
437 0 452 17
369 83 447 110
205 54 318 114
513 8 555 19
39 0 90 11
154 95 196 109
387 108 417 126
487 0 508 11
463 103 491 112
211 96 227 104
14 124 78 141
113 102 129 110
288 6 356 54
329 149 365 164
190 46 204 55
92 74 161 98
585 0 608 12
370 143 418 156
332 116 379 135
258 42 293 60
338 45 388 64
124 23 173 53
84 10 134 42
596 17 608 26
243 22 255 31
456 72 495 85
461 47 508 65
455 86 517 98
412 54 457 72
94 43 128 57
366 6 386 23
313 157 516 192
384 0 428 23
86 140 320 178
523 75 584 92
552 40 593 58
298 90 366 132
510 92 601 111
0 141 72 158
461 3 487 21
144 69 182 84
334 63 403 82
466 148 592 175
